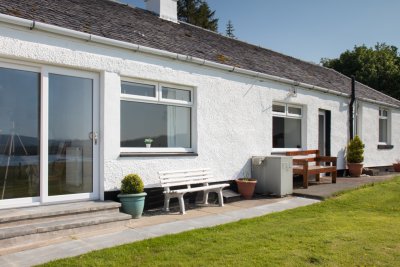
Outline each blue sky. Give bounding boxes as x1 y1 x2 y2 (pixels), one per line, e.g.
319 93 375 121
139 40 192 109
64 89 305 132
122 0 400 63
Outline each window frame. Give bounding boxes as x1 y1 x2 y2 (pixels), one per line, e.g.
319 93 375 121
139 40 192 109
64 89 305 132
272 102 303 151
0 59 101 207
120 78 194 153
378 107 390 145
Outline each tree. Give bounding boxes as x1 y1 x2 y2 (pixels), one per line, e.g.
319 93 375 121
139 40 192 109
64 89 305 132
177 0 218 31
225 20 235 38
321 43 400 100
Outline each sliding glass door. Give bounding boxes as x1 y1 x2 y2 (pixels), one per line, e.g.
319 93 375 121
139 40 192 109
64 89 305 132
0 67 40 202
0 62 99 208
48 74 94 196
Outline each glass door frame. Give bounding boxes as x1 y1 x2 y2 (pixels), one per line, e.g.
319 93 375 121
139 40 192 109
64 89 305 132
41 66 100 203
0 61 41 209
0 60 100 208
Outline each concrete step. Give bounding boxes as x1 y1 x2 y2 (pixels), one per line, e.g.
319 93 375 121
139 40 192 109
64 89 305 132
222 189 241 203
0 201 132 255
0 201 121 225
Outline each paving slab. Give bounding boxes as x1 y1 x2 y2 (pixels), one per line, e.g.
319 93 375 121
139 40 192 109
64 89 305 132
293 174 396 199
0 196 319 266
2 175 398 266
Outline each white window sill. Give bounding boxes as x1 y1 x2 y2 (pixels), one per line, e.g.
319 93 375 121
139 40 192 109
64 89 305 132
120 152 198 157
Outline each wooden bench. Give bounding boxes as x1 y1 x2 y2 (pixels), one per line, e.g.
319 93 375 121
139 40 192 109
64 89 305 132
159 168 229 214
286 150 337 189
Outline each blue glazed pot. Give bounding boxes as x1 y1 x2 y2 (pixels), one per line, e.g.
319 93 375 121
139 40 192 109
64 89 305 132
118 192 147 219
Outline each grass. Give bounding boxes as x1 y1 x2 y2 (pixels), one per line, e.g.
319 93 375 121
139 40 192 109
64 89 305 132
40 177 400 267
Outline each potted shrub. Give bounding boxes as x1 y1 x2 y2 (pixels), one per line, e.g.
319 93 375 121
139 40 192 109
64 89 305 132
118 174 147 219
144 138 153 148
346 135 365 177
236 177 257 200
393 159 400 172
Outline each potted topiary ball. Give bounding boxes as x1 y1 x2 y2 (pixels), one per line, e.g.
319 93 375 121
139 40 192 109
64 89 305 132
346 135 365 177
118 174 147 219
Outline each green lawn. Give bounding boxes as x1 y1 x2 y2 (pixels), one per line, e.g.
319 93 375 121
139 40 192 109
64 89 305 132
41 177 400 267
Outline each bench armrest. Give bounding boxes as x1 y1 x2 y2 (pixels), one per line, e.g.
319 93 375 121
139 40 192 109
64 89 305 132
293 159 309 165
316 156 337 164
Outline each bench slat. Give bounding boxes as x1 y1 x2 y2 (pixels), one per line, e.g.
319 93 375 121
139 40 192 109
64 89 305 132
159 171 212 180
166 183 230 194
158 168 211 175
286 150 319 156
161 177 214 187
160 175 213 183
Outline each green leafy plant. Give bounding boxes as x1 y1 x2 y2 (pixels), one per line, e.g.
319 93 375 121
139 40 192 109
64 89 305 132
120 174 144 194
144 138 153 144
347 135 365 163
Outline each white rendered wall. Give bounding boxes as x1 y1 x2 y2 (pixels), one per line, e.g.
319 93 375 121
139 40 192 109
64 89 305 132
0 23 397 192
358 102 400 167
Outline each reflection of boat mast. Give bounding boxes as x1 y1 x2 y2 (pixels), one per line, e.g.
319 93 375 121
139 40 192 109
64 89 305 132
2 121 28 200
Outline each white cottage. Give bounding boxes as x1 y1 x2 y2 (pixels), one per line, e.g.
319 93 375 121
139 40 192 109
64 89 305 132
0 0 399 209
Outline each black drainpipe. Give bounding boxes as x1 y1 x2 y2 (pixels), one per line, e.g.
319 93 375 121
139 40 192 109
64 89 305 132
349 76 356 140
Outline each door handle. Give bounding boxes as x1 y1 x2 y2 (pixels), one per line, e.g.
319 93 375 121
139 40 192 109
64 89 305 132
89 132 98 145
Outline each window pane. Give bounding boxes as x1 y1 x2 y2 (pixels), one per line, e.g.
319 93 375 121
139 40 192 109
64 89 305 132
162 87 191 102
0 67 40 199
288 106 302 116
272 104 285 113
273 117 301 148
48 74 93 196
379 118 388 143
382 110 388 117
121 81 155 97
121 101 191 148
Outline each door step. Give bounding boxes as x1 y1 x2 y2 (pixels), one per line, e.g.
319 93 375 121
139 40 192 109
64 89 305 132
0 201 131 255
222 189 241 203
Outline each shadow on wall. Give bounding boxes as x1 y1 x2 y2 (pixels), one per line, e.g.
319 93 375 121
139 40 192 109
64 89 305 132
337 147 346 170
234 159 252 179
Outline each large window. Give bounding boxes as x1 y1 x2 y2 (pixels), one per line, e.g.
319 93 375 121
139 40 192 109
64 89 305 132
379 108 389 143
0 67 40 199
272 103 302 149
120 80 193 152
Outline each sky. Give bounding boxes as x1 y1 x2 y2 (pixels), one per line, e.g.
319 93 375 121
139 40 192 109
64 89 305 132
122 0 400 64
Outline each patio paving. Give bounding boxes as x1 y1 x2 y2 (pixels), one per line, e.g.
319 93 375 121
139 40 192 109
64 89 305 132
0 197 319 267
1 173 398 266
293 172 398 200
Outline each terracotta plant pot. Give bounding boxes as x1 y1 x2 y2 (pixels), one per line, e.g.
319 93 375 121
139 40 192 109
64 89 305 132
348 163 363 177
393 163 400 172
236 179 257 199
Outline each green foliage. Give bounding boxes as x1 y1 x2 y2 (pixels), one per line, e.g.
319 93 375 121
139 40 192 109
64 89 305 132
178 0 218 31
321 43 400 100
347 135 365 163
120 174 144 194
144 138 153 144
225 20 235 38
41 177 400 267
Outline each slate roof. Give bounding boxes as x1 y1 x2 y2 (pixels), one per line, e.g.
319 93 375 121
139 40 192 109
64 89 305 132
0 0 399 107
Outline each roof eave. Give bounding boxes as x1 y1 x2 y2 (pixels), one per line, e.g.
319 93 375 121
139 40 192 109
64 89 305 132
0 13 398 109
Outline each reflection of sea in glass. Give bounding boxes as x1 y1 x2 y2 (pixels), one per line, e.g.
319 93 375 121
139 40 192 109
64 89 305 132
120 101 191 148
0 67 40 199
48 74 93 196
